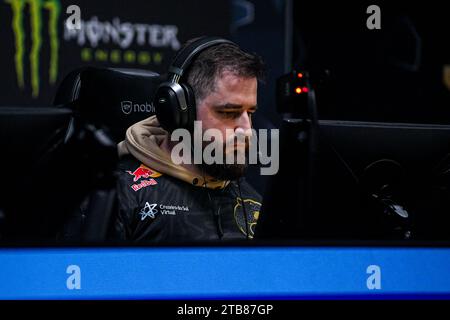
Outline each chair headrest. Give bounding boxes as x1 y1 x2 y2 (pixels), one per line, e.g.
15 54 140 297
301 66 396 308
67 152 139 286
55 67 161 142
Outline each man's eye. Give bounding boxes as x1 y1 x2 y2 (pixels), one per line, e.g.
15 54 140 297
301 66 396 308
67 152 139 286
218 111 241 119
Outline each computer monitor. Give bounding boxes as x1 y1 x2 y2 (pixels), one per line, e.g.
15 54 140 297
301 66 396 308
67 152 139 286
255 119 450 241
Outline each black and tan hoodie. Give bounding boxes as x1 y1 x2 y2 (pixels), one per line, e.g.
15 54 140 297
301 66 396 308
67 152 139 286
113 116 262 242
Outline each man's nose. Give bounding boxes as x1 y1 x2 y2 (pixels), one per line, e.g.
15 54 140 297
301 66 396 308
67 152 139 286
236 111 252 131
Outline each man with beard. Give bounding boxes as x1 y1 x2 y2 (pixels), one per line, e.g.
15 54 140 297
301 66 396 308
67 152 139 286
112 37 265 242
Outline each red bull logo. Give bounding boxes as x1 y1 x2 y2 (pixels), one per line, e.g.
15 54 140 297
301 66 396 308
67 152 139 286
126 164 161 182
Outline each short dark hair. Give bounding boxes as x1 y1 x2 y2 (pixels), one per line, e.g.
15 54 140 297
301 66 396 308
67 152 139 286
181 39 265 104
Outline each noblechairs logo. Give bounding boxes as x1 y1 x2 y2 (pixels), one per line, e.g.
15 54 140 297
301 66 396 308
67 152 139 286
121 101 132 114
121 100 155 115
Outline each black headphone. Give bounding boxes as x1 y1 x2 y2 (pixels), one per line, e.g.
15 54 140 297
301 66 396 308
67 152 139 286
153 36 237 133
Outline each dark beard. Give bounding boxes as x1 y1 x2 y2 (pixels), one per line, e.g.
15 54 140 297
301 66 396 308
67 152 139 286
199 146 249 180
199 162 248 181
198 137 250 181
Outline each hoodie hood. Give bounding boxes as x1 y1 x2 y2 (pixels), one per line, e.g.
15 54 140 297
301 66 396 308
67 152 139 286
117 115 230 189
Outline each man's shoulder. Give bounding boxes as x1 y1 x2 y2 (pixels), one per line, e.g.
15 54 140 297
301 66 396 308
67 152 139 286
117 154 145 173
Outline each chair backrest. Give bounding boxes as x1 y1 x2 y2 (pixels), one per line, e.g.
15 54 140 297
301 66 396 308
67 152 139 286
53 67 162 242
54 67 161 142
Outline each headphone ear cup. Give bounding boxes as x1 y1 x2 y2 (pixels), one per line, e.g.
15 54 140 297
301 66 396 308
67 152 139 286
179 83 197 131
154 84 178 132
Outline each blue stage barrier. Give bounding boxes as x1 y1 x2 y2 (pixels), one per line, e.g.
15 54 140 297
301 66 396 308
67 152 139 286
1 247 450 299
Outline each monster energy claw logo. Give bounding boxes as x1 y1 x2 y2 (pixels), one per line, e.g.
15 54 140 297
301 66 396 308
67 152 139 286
6 0 61 98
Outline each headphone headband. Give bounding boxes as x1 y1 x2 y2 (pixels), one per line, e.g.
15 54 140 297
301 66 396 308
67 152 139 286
168 36 237 81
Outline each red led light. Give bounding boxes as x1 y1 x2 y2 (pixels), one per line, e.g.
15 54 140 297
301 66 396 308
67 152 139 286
302 87 309 93
297 73 303 78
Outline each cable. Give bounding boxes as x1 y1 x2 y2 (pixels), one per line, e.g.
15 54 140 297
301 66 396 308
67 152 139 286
201 167 224 239
329 144 360 184
207 187 224 240
237 178 250 240
305 75 319 215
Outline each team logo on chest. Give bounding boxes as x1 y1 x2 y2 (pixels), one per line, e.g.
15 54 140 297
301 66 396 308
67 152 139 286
139 202 158 220
234 198 261 239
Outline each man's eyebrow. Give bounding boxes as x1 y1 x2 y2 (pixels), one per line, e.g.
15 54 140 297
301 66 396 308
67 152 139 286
213 103 258 110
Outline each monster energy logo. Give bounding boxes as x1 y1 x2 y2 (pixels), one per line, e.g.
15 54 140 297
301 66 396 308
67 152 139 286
6 0 61 98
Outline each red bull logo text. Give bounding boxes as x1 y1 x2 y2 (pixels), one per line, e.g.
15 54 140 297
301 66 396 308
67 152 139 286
131 179 157 192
